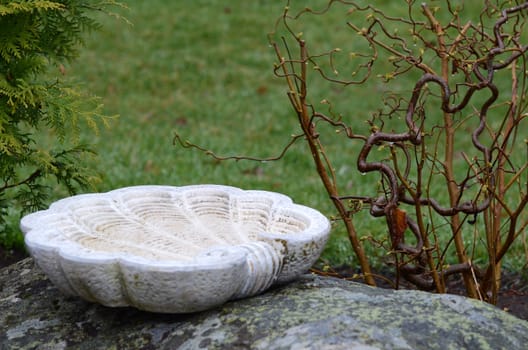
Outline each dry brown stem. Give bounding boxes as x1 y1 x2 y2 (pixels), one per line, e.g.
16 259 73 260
174 0 528 304
267 0 528 303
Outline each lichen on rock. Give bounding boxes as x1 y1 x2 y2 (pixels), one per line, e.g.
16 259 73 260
1 258 527 349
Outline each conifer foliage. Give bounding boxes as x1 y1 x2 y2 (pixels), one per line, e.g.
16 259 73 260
0 1 119 249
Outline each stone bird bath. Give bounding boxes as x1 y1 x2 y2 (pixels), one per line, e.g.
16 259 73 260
20 185 330 313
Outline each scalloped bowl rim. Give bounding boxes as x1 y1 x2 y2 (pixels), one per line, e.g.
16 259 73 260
21 184 331 270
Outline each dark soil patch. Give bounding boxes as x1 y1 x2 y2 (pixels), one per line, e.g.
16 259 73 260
1 247 527 321
0 246 28 269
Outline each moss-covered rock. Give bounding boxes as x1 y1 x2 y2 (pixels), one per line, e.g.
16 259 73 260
1 258 527 349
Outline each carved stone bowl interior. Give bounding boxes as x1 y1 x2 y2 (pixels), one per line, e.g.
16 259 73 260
20 185 331 313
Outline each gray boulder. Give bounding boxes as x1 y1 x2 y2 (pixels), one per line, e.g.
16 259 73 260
1 258 527 349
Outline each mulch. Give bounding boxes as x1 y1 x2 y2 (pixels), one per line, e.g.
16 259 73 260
2 246 527 321
487 272 528 321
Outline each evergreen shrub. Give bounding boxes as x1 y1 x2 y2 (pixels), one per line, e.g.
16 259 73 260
0 0 121 249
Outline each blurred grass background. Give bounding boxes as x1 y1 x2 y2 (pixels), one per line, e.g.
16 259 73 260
67 0 368 267
7 0 526 271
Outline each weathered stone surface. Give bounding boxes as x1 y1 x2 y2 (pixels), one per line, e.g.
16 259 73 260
1 258 527 350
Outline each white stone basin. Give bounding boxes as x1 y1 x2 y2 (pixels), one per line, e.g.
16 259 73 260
20 185 330 313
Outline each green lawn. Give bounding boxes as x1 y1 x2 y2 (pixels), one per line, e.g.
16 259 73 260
66 0 368 266
7 0 527 272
